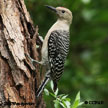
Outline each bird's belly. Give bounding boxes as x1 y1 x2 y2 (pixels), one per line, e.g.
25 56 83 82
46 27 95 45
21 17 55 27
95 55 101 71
41 41 48 64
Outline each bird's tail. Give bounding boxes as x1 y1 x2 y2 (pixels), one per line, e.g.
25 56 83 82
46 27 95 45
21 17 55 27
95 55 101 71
53 82 57 92
36 77 50 97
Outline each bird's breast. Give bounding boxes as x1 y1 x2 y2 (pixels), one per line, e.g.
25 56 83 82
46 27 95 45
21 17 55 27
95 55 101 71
41 20 70 64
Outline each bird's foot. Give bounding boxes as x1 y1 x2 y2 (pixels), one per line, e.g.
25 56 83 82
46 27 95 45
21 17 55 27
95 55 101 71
25 53 43 65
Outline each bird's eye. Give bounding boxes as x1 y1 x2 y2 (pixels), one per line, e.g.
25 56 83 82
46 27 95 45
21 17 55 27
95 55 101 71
62 10 65 13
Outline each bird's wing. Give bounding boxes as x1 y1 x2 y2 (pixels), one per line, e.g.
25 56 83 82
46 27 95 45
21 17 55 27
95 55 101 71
48 30 69 82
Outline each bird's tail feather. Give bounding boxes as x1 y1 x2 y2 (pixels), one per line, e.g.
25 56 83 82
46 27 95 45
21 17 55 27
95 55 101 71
53 82 57 92
36 77 50 97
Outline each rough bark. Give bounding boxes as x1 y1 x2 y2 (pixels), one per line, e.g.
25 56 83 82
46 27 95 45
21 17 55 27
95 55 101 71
0 0 45 108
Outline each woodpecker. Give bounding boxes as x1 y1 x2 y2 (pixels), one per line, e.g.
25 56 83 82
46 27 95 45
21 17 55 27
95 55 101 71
26 5 72 97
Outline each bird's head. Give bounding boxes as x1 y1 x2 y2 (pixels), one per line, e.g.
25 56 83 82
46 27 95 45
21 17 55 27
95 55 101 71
45 5 73 25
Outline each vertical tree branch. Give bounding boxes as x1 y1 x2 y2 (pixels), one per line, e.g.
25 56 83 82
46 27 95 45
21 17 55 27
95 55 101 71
0 0 45 108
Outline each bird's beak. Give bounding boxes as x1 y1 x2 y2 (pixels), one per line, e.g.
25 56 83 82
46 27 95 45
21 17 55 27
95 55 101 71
45 5 57 12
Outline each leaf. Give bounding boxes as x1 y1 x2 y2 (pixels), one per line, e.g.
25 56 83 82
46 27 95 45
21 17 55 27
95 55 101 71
78 102 84 106
72 100 80 108
50 81 54 91
49 92 56 98
62 95 68 100
64 98 71 102
54 88 59 96
65 101 71 108
75 91 80 101
60 101 67 108
72 91 80 108
58 94 65 98
44 88 49 96
54 100 61 108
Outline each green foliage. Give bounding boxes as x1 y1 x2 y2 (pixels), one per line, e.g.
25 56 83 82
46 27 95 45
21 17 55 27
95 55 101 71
44 81 83 108
25 0 108 107
72 92 83 108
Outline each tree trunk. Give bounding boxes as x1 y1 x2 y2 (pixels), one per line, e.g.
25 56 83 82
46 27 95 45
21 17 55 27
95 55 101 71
0 0 45 108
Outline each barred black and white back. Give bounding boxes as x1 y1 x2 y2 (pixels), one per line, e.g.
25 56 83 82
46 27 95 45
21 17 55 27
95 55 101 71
48 30 70 91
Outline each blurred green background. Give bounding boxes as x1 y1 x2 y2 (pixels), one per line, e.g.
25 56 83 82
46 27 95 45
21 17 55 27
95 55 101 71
25 0 108 107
